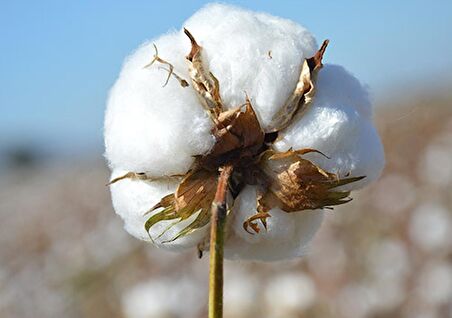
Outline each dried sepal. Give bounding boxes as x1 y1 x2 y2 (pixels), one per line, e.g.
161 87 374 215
243 212 271 234
306 39 329 71
242 148 363 233
157 66 189 87
184 28 223 119
268 148 330 160
259 149 364 212
144 169 218 242
267 40 329 133
144 43 189 87
107 171 183 186
243 188 271 234
107 172 148 185
201 96 265 169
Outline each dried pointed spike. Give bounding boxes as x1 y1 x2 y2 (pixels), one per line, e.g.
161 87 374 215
144 207 178 241
162 208 210 243
144 207 177 231
267 39 329 133
243 212 271 235
107 172 148 186
307 39 329 71
323 196 353 207
143 43 160 68
144 194 175 216
144 43 189 88
328 175 366 189
158 66 189 87
184 28 223 118
269 148 330 160
106 172 136 185
243 220 259 235
260 216 268 230
184 28 199 62
323 190 352 200
293 148 331 159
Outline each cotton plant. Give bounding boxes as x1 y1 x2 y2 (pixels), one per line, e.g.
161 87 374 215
104 3 384 316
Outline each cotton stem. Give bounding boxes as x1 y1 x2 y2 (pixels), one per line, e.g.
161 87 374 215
208 165 233 318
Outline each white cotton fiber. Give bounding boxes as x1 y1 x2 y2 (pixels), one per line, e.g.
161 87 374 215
182 3 318 129
105 33 215 176
105 3 385 259
225 186 324 261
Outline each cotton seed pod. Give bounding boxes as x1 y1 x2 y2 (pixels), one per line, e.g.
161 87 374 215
104 3 385 260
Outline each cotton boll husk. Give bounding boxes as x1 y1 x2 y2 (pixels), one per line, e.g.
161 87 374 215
105 32 215 176
109 170 209 250
224 186 324 261
182 3 318 129
274 64 385 190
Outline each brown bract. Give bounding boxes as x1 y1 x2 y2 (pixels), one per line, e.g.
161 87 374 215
200 97 265 170
109 30 364 243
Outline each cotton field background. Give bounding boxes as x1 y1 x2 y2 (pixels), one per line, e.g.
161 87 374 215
2 92 452 318
1 1 452 318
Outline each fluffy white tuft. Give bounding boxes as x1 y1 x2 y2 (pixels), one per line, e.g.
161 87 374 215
224 186 324 261
182 3 318 129
105 32 215 176
105 3 385 260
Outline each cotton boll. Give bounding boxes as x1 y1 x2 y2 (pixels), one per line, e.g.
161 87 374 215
109 170 209 250
274 65 385 190
105 32 215 175
224 186 324 261
183 3 318 129
105 3 384 257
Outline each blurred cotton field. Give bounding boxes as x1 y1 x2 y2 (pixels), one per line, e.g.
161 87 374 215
1 91 451 318
2 0 452 317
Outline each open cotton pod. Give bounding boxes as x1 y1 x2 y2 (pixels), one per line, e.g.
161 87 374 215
104 3 384 261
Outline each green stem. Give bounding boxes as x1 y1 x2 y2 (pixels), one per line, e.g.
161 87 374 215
208 165 233 318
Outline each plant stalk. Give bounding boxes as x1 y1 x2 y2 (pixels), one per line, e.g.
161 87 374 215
208 165 233 318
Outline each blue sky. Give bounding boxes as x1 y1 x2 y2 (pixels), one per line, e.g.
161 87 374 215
1 0 451 156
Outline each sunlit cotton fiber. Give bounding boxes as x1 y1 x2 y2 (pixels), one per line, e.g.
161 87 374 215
105 3 384 260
